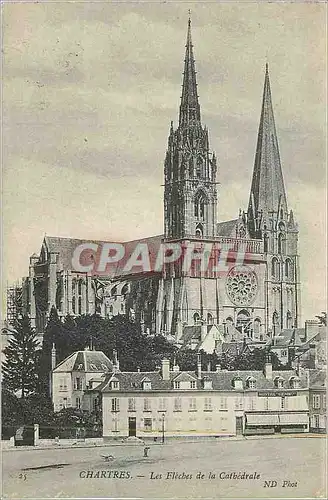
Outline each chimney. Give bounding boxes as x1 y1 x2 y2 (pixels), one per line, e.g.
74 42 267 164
216 364 221 372
51 343 56 370
112 349 120 372
264 353 272 380
197 353 202 380
162 358 170 381
305 320 319 342
223 320 227 337
207 361 211 372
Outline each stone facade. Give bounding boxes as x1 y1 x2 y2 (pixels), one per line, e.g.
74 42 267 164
18 20 301 341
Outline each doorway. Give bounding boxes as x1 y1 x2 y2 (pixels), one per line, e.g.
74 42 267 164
128 417 136 437
235 417 243 435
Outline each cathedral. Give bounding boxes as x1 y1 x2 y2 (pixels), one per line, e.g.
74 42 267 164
18 20 301 342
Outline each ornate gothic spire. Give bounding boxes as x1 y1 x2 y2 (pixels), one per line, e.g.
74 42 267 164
179 18 201 127
247 64 288 236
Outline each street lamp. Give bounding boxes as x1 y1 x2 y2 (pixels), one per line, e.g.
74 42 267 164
161 413 165 444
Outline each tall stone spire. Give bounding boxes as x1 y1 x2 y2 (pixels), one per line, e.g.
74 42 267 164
247 64 288 237
179 18 201 127
164 18 217 241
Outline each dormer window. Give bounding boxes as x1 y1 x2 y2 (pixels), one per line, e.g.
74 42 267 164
232 377 243 390
111 377 119 390
247 377 256 389
190 380 197 389
289 377 300 389
142 378 152 391
203 377 213 390
174 381 180 389
274 377 284 389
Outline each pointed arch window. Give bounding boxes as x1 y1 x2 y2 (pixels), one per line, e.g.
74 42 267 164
278 233 286 255
193 312 201 325
272 311 279 336
263 233 269 253
161 298 168 334
253 318 261 336
236 310 251 336
194 192 206 220
78 279 83 314
122 284 129 298
72 279 77 314
207 313 213 325
271 257 279 280
182 292 188 323
195 223 203 239
286 310 292 329
285 259 293 280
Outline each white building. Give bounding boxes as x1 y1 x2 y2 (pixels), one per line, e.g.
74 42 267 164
51 348 115 412
99 357 309 440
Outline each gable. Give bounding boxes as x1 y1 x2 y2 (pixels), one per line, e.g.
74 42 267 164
172 372 198 383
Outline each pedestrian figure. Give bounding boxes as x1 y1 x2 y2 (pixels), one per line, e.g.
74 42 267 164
143 446 150 457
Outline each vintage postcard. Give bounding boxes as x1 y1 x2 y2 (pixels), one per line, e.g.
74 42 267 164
1 1 327 499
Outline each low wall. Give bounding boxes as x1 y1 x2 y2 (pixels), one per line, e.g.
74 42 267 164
2 437 104 449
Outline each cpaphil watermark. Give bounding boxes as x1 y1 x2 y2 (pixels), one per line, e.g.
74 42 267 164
71 240 253 277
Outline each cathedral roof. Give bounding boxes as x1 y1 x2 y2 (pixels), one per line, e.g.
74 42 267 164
41 234 163 277
216 219 239 237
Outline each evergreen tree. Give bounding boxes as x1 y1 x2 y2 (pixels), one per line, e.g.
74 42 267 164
2 315 40 398
38 307 65 395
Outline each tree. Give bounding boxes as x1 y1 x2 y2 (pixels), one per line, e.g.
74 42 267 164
38 307 65 395
20 393 55 426
173 349 218 372
1 389 23 439
219 350 237 370
2 315 40 398
233 348 267 370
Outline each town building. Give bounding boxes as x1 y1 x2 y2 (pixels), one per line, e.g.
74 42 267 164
12 19 301 342
268 322 327 369
51 347 116 412
98 356 309 440
308 369 327 433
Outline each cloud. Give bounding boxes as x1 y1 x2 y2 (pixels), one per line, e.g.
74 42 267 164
2 2 326 320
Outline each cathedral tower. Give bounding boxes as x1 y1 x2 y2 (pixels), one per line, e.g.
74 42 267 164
164 19 218 239
247 64 301 333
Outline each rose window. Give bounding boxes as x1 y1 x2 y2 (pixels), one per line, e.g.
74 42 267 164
226 265 258 306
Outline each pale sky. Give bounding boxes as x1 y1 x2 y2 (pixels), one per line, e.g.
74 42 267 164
2 1 327 322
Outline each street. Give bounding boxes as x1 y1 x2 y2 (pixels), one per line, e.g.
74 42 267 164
2 436 326 499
